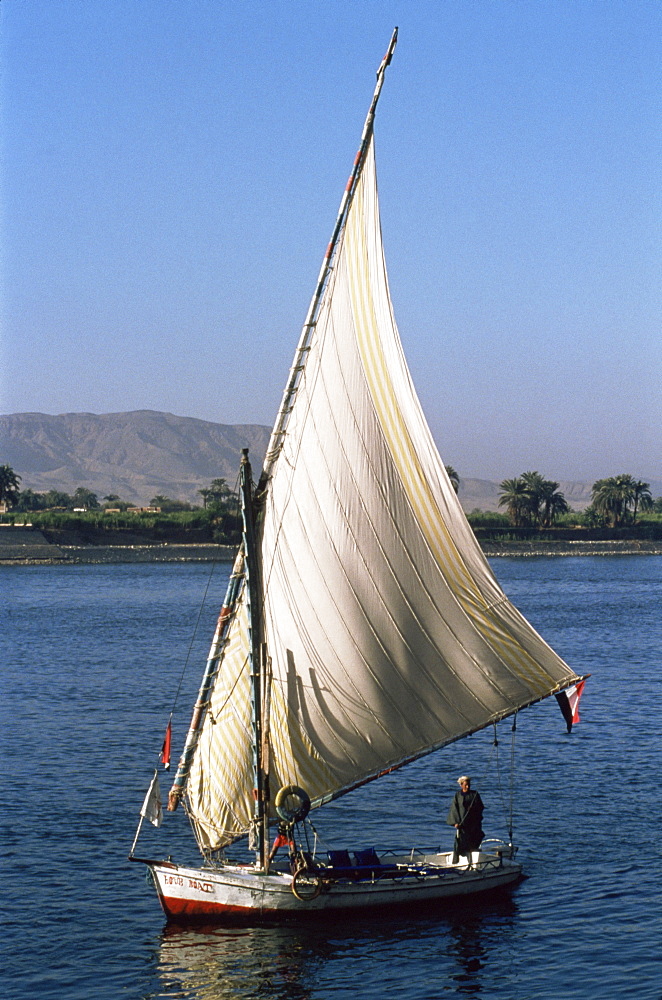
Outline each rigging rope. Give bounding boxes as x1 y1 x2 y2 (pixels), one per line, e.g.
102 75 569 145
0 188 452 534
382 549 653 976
160 470 243 755
508 713 517 843
475 718 517 844
169 561 218 712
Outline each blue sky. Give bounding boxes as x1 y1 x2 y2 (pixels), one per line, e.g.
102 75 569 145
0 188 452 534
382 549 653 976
2 0 660 481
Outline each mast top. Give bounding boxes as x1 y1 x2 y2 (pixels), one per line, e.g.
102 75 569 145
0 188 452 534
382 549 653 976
379 28 398 76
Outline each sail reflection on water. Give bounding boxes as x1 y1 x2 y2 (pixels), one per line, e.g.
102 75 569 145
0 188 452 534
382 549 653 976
157 922 332 1000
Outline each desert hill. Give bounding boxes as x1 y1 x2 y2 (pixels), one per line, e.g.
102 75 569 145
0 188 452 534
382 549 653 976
1 410 271 506
2 410 658 511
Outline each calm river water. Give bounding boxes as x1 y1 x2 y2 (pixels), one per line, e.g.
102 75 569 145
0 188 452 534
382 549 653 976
3 556 661 999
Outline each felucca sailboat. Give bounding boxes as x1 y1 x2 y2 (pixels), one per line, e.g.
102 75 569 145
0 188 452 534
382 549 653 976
131 29 586 919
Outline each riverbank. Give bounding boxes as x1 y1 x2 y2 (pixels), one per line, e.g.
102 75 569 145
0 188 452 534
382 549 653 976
7 543 236 565
0 527 234 564
2 526 660 565
481 538 662 557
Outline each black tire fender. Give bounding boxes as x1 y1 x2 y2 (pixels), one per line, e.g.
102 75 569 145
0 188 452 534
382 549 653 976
274 784 311 824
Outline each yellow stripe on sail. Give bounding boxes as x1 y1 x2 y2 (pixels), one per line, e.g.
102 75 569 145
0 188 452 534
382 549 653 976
346 153 554 696
187 596 256 848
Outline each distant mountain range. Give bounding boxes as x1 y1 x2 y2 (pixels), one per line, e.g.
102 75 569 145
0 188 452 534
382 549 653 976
1 411 271 506
2 410 659 510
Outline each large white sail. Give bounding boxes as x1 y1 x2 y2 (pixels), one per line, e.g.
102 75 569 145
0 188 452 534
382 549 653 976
184 135 582 851
259 137 580 806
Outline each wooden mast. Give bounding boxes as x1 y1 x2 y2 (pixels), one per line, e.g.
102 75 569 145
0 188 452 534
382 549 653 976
239 448 269 870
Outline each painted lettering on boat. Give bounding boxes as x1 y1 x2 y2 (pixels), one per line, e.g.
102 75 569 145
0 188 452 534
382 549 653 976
164 874 184 886
188 878 213 893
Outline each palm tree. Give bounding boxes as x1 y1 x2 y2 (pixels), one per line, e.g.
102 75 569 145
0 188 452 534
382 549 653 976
498 472 568 529
203 478 238 512
581 503 603 528
208 478 235 506
445 466 460 494
537 478 569 527
72 487 100 510
0 465 21 509
591 475 636 527
591 478 620 526
632 480 652 524
545 489 570 526
520 471 546 527
498 477 529 527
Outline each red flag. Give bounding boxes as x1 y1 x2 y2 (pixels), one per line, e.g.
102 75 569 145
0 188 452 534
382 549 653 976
555 680 587 733
567 680 586 725
160 719 172 769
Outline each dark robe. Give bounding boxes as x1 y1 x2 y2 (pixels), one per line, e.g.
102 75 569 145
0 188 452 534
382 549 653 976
447 789 485 860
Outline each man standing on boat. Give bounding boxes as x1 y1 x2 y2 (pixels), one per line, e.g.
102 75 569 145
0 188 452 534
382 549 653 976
447 775 485 865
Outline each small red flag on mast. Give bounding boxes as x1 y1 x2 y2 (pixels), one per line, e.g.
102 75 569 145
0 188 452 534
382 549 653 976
160 719 172 769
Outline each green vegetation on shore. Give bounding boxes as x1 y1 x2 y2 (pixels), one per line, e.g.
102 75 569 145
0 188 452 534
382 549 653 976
2 464 661 544
5 507 240 545
496 470 656 528
471 471 661 541
0 468 242 544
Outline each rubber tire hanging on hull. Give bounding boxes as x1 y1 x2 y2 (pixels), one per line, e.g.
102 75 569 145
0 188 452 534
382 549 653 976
274 785 311 824
291 867 322 901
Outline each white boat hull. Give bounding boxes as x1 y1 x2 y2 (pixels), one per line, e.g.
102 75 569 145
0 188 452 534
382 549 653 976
143 849 523 921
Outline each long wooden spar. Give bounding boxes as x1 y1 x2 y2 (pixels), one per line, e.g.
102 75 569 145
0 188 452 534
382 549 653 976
167 28 399 826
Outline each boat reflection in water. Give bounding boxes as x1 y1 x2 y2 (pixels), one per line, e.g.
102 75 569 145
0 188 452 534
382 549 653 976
156 896 518 1000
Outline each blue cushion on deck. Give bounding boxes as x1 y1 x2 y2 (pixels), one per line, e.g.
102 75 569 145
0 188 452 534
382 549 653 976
354 847 381 867
328 849 352 867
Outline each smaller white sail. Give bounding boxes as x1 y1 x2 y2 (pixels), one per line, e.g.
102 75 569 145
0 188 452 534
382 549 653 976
185 592 257 850
140 771 163 828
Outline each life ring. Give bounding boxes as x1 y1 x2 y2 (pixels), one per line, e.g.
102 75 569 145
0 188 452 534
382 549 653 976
274 784 310 824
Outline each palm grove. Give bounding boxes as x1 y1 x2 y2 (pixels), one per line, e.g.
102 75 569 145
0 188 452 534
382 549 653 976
497 471 655 528
0 467 237 514
1 463 659 531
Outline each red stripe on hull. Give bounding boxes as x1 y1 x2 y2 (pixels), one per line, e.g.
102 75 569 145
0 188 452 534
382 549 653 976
156 873 523 923
159 893 271 919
